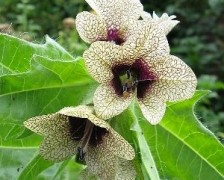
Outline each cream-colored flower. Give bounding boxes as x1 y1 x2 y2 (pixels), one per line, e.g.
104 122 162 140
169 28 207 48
23 105 135 178
83 22 197 125
76 0 143 44
141 11 179 35
79 158 136 180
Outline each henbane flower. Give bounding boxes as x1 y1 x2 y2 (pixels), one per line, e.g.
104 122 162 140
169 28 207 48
76 0 143 44
141 11 179 35
83 22 197 125
23 105 135 178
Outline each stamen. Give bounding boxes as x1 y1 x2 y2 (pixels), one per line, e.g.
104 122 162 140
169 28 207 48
120 69 138 97
76 147 86 161
69 117 86 141
123 83 128 92
70 122 85 140
77 120 94 159
69 117 108 162
126 70 131 79
111 59 157 98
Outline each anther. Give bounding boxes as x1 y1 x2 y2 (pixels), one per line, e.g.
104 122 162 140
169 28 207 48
77 147 86 161
126 69 131 79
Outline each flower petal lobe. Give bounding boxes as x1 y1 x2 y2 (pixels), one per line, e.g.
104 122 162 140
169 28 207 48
148 55 197 101
76 11 107 43
24 114 68 135
40 133 77 162
93 84 133 119
139 96 166 125
106 129 135 160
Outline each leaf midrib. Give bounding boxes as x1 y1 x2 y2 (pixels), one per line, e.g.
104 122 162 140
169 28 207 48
0 80 98 97
159 118 224 177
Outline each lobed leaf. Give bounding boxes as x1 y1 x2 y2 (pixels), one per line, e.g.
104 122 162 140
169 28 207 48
0 33 73 76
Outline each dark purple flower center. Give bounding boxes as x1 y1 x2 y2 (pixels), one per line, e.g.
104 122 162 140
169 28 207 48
107 27 124 45
111 59 157 99
68 117 108 161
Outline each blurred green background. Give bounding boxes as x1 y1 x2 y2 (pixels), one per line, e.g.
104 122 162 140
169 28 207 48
0 0 223 141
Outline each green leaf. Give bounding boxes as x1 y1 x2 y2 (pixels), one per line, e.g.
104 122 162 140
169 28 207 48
0 34 97 179
0 148 37 179
0 33 73 75
112 90 224 179
0 123 42 148
0 56 97 141
0 51 97 129
18 154 54 180
51 159 84 180
18 154 84 180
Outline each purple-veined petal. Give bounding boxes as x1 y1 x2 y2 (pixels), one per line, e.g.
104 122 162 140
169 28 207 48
85 145 117 179
116 158 136 180
39 131 77 162
24 113 78 161
58 105 93 119
138 96 166 125
106 129 135 160
24 114 68 136
83 41 133 83
146 55 197 101
85 0 143 27
76 11 107 43
124 21 170 59
93 84 133 119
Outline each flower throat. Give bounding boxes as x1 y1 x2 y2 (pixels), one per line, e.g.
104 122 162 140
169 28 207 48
119 69 138 98
68 117 108 161
112 60 157 99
